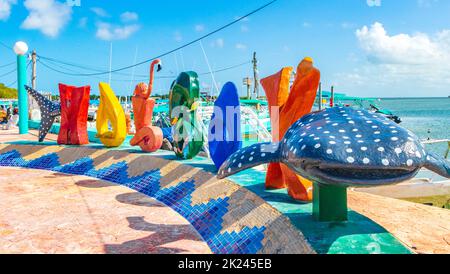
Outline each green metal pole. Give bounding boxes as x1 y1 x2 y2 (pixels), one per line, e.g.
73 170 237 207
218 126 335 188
313 182 348 222
17 54 28 134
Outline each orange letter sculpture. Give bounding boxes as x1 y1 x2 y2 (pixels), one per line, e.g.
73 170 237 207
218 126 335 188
58 84 90 145
260 57 321 202
129 59 163 152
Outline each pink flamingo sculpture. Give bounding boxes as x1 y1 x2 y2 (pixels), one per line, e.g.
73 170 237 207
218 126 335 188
129 59 164 152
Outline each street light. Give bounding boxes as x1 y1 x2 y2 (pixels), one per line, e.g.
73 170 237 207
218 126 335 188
13 41 29 56
14 41 29 134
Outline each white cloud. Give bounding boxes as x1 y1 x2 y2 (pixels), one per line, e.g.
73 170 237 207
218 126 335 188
235 43 247 50
174 31 183 42
91 7 109 17
0 0 16 21
333 22 450 97
21 0 72 38
211 38 224 48
120 11 138 22
195 24 205 32
417 0 439 8
302 22 311 28
356 22 445 65
366 0 381 7
241 25 249 32
96 22 140 41
78 17 87 28
341 22 356 29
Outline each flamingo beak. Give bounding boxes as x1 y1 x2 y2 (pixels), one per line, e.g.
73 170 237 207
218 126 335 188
157 61 162 72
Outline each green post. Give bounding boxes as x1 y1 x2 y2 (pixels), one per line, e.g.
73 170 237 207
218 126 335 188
313 182 348 222
14 41 29 135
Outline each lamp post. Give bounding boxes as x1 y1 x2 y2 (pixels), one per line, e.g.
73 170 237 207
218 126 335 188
14 41 29 134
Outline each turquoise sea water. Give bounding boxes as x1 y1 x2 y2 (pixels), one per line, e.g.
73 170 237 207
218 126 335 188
376 97 450 156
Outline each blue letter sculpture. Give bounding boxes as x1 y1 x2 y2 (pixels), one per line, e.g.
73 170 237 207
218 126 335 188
208 82 242 170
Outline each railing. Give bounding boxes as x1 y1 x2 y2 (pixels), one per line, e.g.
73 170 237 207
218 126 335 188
422 139 450 159
240 106 272 142
198 105 272 144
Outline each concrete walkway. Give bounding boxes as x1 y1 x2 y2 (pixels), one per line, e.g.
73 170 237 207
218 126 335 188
0 167 211 254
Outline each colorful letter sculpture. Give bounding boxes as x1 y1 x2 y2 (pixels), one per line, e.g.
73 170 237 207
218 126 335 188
169 71 204 159
57 84 90 145
130 59 163 152
96 83 127 147
25 86 61 142
130 83 163 152
260 57 321 201
208 82 242 170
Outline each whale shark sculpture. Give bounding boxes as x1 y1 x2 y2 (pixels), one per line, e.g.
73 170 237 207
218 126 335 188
25 85 61 142
218 107 450 186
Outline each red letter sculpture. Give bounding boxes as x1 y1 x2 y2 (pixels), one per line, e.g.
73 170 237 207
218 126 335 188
58 84 90 145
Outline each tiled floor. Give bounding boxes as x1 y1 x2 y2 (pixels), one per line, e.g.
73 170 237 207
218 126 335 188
0 167 211 254
0 129 57 143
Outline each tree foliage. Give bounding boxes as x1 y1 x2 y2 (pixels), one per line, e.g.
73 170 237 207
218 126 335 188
0 83 18 99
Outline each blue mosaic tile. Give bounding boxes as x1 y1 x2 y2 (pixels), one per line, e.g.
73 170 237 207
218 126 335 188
0 148 267 254
26 153 60 170
53 157 94 175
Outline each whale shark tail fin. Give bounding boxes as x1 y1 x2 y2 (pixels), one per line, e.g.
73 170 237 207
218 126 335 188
217 142 282 179
25 86 61 142
425 152 450 178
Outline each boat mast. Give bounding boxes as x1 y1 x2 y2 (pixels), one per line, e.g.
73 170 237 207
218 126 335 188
108 42 113 85
199 41 219 98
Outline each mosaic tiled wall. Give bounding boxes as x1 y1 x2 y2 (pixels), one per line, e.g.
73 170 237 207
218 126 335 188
0 144 314 254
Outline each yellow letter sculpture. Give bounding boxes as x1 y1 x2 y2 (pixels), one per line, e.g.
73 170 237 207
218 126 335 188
96 82 127 147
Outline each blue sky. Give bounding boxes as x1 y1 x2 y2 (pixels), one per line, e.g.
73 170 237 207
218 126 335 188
1 0 450 97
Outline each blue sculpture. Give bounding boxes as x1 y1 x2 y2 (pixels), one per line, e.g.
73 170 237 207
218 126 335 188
25 86 61 142
208 82 242 170
218 107 450 186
